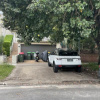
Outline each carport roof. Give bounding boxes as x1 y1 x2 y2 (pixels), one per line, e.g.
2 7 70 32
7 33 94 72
20 42 56 45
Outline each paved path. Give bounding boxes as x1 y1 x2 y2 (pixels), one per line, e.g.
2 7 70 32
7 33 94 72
1 62 99 85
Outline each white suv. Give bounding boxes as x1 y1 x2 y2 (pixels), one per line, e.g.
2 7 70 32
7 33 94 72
48 49 82 73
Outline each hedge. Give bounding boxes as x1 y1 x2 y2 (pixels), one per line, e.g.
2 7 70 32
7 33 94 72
0 36 4 55
3 35 13 56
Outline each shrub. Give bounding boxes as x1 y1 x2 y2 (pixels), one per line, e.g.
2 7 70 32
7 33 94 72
3 35 13 56
0 36 4 55
83 63 98 71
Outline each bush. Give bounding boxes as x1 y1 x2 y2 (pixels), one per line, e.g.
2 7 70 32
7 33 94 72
3 35 13 56
0 36 4 55
81 36 95 53
83 63 98 71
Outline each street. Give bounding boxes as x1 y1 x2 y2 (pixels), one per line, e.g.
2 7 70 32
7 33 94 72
0 85 100 100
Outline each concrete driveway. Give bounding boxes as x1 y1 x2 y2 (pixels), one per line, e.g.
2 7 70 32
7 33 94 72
2 61 99 85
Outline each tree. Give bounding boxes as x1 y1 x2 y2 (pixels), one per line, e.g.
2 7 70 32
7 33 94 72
0 0 33 45
0 0 65 44
0 0 100 64
81 36 96 53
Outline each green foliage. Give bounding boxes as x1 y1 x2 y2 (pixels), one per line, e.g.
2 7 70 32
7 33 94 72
83 63 98 71
3 35 13 56
81 36 95 53
0 0 100 63
3 42 10 56
0 0 33 45
49 32 65 44
0 64 15 80
4 35 13 44
33 33 43 42
0 36 4 55
0 0 99 43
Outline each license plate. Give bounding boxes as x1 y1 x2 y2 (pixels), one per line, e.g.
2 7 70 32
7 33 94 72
67 59 73 62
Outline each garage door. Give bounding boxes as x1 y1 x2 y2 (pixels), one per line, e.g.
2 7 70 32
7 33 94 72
21 44 56 59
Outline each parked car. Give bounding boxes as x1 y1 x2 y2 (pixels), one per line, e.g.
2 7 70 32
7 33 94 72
48 49 82 73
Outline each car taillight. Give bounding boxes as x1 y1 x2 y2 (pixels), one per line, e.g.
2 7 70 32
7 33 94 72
56 58 62 60
58 65 62 67
78 65 81 67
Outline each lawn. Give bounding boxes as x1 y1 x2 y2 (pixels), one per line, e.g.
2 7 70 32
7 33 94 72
0 64 15 80
82 63 99 71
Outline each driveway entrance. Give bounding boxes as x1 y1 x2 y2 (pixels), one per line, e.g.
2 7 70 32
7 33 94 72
2 62 98 85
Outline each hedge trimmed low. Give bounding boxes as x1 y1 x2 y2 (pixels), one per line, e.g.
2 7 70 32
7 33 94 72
3 35 13 56
0 36 4 54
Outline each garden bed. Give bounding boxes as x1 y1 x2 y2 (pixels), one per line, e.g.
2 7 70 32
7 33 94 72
82 63 99 78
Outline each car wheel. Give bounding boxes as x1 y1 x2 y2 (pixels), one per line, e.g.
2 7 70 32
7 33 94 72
53 62 58 73
76 67 82 72
48 59 51 67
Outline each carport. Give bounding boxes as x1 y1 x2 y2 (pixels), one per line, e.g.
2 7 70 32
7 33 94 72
21 43 56 59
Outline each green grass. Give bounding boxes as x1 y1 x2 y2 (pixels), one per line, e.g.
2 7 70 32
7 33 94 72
0 64 15 80
82 63 99 71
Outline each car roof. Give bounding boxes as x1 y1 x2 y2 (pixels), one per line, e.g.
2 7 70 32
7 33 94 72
55 49 77 53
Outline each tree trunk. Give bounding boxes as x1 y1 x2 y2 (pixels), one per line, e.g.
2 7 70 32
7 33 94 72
97 43 100 65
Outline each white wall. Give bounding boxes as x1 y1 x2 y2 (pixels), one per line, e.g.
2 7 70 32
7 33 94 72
12 55 18 64
0 55 7 64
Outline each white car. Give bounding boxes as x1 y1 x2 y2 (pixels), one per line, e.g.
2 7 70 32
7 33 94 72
48 49 82 73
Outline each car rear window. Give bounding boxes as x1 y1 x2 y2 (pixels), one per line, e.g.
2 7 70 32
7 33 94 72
59 50 78 56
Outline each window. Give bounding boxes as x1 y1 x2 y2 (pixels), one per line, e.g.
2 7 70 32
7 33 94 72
59 50 78 56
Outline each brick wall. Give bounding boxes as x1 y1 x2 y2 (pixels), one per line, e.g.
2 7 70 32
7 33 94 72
80 53 98 63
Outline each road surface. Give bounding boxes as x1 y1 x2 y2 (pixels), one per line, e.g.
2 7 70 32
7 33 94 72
0 85 100 100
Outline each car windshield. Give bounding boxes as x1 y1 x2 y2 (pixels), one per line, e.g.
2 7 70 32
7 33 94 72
59 50 78 56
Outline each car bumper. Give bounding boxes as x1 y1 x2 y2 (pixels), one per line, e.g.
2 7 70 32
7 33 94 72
57 65 82 68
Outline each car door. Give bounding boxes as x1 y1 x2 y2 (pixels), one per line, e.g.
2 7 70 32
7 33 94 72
49 50 56 64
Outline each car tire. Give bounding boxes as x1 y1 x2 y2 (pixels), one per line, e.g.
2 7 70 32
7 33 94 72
48 59 51 67
53 62 58 73
76 67 82 72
